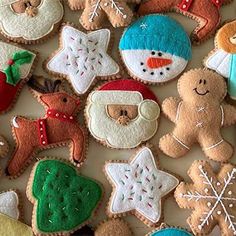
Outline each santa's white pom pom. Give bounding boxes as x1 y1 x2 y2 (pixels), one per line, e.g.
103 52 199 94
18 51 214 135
138 100 160 121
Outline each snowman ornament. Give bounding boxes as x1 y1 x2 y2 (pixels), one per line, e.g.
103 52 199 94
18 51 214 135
204 20 236 100
119 15 192 84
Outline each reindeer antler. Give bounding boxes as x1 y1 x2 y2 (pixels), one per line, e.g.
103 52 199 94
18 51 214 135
28 76 62 94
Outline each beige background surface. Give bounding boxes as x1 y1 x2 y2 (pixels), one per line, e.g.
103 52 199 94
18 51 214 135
0 2 236 236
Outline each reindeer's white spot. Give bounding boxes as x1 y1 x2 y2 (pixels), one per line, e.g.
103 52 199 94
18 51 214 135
12 116 19 128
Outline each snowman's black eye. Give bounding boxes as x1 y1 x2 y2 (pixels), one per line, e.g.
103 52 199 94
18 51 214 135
151 51 155 55
140 62 144 66
160 72 163 75
150 72 154 75
158 52 162 57
166 67 170 71
143 69 146 72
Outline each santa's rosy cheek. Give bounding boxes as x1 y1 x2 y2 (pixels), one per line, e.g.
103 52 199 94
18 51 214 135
11 2 27 13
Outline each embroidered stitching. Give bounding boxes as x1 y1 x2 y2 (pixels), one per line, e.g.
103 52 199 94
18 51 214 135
172 134 190 149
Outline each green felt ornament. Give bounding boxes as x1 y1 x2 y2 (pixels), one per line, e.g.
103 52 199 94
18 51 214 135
29 159 103 234
4 50 34 86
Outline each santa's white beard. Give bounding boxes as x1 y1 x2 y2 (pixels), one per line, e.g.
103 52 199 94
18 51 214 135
87 103 158 148
0 0 63 40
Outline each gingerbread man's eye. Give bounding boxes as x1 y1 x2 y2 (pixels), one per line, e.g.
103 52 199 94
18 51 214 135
203 80 207 85
199 79 202 84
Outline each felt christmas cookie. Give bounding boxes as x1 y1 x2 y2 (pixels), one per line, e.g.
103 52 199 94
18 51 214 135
159 69 236 162
175 160 236 235
119 15 192 85
0 0 64 44
0 190 20 220
26 158 103 236
204 20 236 100
95 218 132 236
0 213 33 236
67 0 139 30
0 190 33 235
85 79 160 149
45 24 120 95
104 146 179 226
6 76 87 178
146 224 193 236
138 0 232 43
0 41 37 113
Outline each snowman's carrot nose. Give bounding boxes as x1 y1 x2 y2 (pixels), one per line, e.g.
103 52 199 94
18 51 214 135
147 57 172 69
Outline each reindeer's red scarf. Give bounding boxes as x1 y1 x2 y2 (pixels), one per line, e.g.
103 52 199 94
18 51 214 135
178 0 221 11
37 109 76 146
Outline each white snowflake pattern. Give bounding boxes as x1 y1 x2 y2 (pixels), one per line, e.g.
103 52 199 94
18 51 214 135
89 0 127 22
140 23 148 30
179 164 236 235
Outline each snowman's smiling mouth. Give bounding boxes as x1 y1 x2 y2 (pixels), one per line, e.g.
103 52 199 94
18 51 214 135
194 88 209 96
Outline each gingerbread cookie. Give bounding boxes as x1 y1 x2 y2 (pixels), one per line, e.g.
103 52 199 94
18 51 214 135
175 160 236 235
0 213 33 236
138 0 232 43
204 20 236 100
26 158 103 236
104 146 179 226
6 76 87 178
146 224 193 236
119 15 192 84
45 24 120 95
85 79 160 149
67 0 139 30
159 69 236 162
0 0 64 44
0 41 37 113
95 218 132 236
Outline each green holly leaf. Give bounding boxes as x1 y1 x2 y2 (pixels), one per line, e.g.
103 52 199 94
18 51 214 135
30 159 103 234
4 50 34 86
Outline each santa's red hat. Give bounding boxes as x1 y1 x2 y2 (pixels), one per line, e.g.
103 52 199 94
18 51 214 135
90 79 160 121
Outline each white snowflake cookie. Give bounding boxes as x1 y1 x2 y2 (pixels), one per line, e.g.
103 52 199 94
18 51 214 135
0 0 64 44
67 0 139 30
104 146 179 226
119 15 192 84
85 79 160 149
45 24 120 95
175 160 236 236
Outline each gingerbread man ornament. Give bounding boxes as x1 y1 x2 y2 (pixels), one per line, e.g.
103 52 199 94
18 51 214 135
159 69 236 162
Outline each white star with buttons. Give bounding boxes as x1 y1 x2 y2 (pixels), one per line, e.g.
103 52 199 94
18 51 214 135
46 25 120 95
104 147 179 225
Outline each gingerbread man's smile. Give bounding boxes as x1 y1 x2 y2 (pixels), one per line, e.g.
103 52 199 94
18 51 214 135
194 88 209 96
193 79 209 96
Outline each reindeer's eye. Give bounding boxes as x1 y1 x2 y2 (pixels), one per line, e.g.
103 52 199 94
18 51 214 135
62 98 67 103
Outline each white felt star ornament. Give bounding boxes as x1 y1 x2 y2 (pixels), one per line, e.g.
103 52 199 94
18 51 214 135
105 147 179 225
46 25 119 94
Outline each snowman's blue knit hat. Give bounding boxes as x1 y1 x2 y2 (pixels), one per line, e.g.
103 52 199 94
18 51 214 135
119 14 192 60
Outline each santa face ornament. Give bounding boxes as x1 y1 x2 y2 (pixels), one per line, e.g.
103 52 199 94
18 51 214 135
0 0 63 44
119 15 192 84
85 80 160 149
